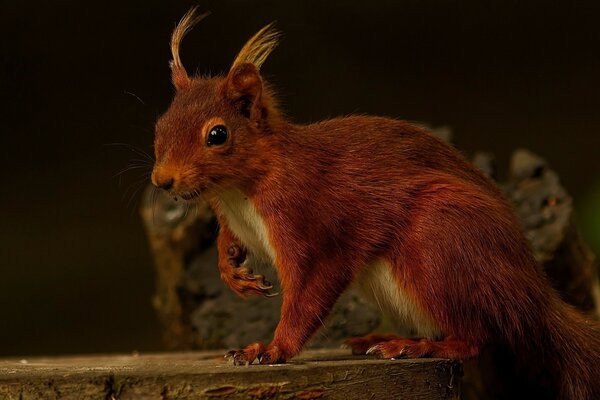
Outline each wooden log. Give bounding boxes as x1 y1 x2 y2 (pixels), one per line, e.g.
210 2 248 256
0 350 462 400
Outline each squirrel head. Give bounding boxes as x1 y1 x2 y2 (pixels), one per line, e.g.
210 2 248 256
152 7 281 200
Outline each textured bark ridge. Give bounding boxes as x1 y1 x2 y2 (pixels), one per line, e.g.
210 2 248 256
141 147 599 352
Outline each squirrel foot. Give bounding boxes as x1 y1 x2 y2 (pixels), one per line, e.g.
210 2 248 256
225 343 286 365
366 337 425 358
364 336 479 360
223 244 278 298
343 333 403 355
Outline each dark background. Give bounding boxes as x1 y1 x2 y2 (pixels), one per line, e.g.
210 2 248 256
1 0 599 356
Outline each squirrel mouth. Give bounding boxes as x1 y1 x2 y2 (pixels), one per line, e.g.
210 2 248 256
178 190 202 201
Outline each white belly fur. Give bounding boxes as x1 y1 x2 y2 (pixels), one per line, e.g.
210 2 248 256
357 259 442 339
215 190 276 266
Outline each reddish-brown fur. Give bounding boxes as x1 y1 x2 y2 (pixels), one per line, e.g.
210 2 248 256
152 11 600 399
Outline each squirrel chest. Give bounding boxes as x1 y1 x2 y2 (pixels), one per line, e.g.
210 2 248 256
215 190 276 266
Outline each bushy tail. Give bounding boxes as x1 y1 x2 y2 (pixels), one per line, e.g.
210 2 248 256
544 301 600 399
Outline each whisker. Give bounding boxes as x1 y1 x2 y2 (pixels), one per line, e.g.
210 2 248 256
123 90 146 105
103 142 155 162
127 124 154 135
122 172 151 203
126 179 151 212
113 165 152 179
127 158 154 166
183 201 190 220
119 171 150 201
151 186 159 226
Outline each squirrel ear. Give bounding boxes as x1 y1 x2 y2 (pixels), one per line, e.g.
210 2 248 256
224 63 263 119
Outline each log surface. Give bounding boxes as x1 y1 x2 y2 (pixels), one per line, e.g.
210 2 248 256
0 349 461 400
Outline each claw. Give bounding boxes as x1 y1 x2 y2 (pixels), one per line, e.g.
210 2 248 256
226 244 246 266
234 358 250 367
258 282 273 290
258 353 273 365
227 245 238 257
366 345 380 356
237 267 254 277
227 351 251 366
222 248 277 297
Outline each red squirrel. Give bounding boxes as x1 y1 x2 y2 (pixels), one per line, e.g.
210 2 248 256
151 8 600 399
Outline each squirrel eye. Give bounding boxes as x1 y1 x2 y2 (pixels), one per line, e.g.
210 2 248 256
206 125 228 146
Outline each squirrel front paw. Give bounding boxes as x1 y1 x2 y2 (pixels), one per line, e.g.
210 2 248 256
220 244 278 298
225 343 286 365
226 243 246 266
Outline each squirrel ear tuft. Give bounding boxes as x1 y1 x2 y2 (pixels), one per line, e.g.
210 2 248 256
169 7 210 90
224 63 263 119
230 22 280 72
224 22 279 118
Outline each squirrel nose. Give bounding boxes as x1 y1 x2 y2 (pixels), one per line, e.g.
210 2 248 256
156 177 174 190
152 168 176 191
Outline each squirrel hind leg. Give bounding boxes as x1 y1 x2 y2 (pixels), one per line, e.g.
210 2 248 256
366 336 480 360
343 333 404 355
